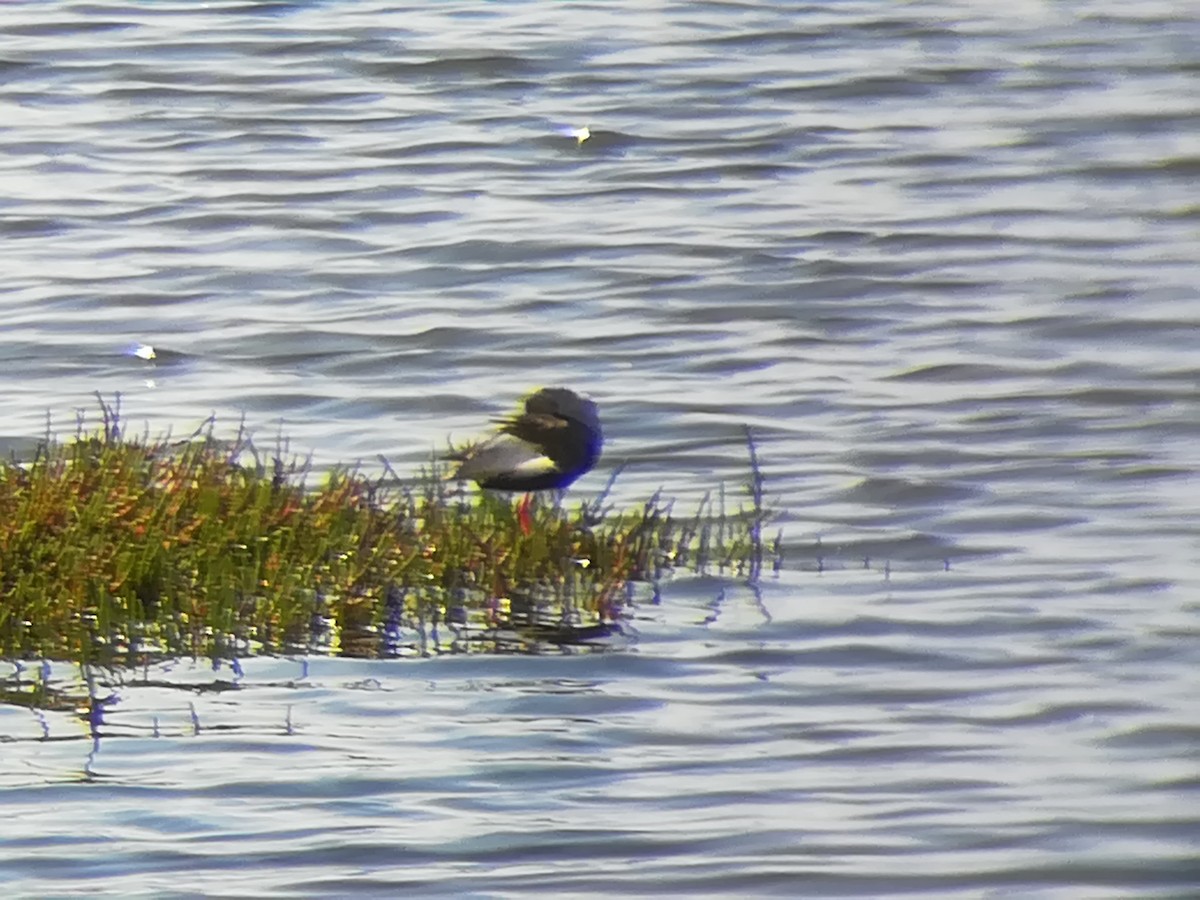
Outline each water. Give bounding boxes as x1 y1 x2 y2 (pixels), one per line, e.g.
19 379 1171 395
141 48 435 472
1 0 1198 896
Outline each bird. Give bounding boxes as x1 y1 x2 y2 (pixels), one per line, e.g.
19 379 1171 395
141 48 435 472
448 387 602 531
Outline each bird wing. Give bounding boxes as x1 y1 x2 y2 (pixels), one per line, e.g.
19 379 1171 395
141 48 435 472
497 412 571 445
451 432 558 484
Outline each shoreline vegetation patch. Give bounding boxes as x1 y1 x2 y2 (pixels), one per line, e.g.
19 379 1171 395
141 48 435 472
1 396 776 674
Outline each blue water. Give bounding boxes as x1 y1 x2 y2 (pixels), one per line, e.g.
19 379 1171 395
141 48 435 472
1 1 1198 896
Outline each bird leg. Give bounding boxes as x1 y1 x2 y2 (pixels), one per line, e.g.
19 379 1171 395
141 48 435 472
517 492 534 536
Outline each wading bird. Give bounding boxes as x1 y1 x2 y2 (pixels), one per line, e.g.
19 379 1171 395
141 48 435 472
449 386 602 532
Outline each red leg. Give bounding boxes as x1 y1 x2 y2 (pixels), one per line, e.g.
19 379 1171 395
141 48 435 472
517 493 534 535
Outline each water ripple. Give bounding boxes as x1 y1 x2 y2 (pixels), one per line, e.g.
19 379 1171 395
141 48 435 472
2 0 1199 895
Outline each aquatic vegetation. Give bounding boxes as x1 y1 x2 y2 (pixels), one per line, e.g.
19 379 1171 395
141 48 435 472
0 396 774 668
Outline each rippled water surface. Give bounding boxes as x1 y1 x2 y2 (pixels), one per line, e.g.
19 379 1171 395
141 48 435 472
2 0 1198 896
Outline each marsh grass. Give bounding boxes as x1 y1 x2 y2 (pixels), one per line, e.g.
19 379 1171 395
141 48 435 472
0 397 772 670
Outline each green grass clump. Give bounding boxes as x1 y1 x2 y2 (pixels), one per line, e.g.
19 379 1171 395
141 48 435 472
0 400 769 664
